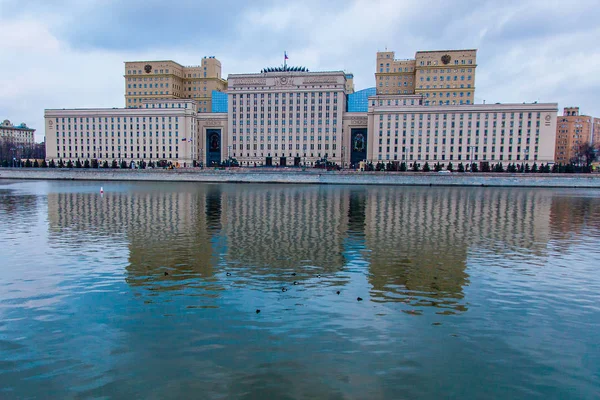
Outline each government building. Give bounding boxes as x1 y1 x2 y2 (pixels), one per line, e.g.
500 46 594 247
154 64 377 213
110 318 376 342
44 49 558 167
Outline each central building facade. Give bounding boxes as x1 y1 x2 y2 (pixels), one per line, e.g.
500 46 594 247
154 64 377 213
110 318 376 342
225 67 347 167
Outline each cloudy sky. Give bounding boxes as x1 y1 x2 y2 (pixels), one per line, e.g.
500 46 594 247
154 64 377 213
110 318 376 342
1 0 599 142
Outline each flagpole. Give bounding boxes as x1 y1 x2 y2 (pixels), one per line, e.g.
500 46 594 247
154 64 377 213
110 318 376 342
284 51 287 70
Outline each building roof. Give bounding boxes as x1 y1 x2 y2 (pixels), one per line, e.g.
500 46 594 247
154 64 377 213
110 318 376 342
260 66 309 73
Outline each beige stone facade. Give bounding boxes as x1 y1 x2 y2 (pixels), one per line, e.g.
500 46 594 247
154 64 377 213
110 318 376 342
555 107 599 164
45 47 560 167
124 57 227 112
226 69 347 166
376 49 476 106
1 119 35 145
364 95 556 165
45 99 197 166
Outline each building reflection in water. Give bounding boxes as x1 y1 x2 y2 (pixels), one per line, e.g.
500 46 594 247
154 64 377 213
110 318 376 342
45 183 564 314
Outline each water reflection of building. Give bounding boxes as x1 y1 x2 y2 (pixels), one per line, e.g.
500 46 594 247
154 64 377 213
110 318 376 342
221 185 349 273
363 187 553 311
45 183 565 313
46 185 218 284
549 193 600 244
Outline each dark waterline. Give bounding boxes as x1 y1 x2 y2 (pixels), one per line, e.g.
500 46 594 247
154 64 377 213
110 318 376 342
0 180 599 399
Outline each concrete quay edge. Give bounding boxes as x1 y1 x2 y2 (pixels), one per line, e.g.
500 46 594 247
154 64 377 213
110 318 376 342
1 168 600 188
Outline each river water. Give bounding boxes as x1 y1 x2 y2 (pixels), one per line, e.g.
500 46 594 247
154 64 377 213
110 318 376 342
0 180 599 399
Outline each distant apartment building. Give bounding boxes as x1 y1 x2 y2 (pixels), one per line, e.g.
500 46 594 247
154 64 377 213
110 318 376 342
124 56 227 112
554 107 600 164
0 119 35 145
375 49 476 105
45 48 558 167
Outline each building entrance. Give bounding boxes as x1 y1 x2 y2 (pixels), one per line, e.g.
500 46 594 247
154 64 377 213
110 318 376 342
206 129 222 166
265 157 273 166
280 157 286 166
350 128 368 168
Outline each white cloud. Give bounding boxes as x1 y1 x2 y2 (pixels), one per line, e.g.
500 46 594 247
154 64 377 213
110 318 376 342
1 0 600 143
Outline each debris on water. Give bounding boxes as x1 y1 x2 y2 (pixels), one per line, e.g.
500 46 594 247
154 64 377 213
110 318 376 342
432 322 442 326
291 272 296 276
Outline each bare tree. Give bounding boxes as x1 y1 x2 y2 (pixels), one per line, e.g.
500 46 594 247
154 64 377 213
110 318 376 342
572 142 599 167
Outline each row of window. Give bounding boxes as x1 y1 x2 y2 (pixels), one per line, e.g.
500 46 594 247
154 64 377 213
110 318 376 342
376 112 543 120
375 153 536 162
232 92 339 100
233 143 337 151
57 146 179 152
55 116 180 123
233 135 338 142
57 153 179 159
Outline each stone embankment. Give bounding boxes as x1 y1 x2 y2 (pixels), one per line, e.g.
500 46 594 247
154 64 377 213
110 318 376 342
1 168 600 188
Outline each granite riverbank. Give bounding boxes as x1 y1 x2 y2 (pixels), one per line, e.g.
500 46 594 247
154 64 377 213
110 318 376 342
1 168 600 188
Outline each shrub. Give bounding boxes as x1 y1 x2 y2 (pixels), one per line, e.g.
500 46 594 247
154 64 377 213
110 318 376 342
102 161 109 169
446 162 453 172
75 159 82 168
422 162 430 172
111 160 118 169
66 160 74 168
457 163 465 173
49 160 56 168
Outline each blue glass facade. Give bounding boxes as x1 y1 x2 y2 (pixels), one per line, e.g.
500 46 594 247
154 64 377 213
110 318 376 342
211 91 228 113
347 87 376 112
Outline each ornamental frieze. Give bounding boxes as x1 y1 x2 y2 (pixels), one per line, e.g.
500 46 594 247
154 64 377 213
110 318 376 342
349 117 368 125
233 78 267 86
201 119 225 126
302 76 339 84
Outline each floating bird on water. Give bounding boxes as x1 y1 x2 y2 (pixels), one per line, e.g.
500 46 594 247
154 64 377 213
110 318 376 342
291 272 296 276
336 291 340 295
282 287 287 292
293 281 299 285
226 272 231 276
256 309 261 314
316 274 321 278
357 297 363 301
164 272 169 276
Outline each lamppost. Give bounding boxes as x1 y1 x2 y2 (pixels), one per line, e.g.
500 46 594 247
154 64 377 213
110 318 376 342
522 148 529 173
470 146 475 172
